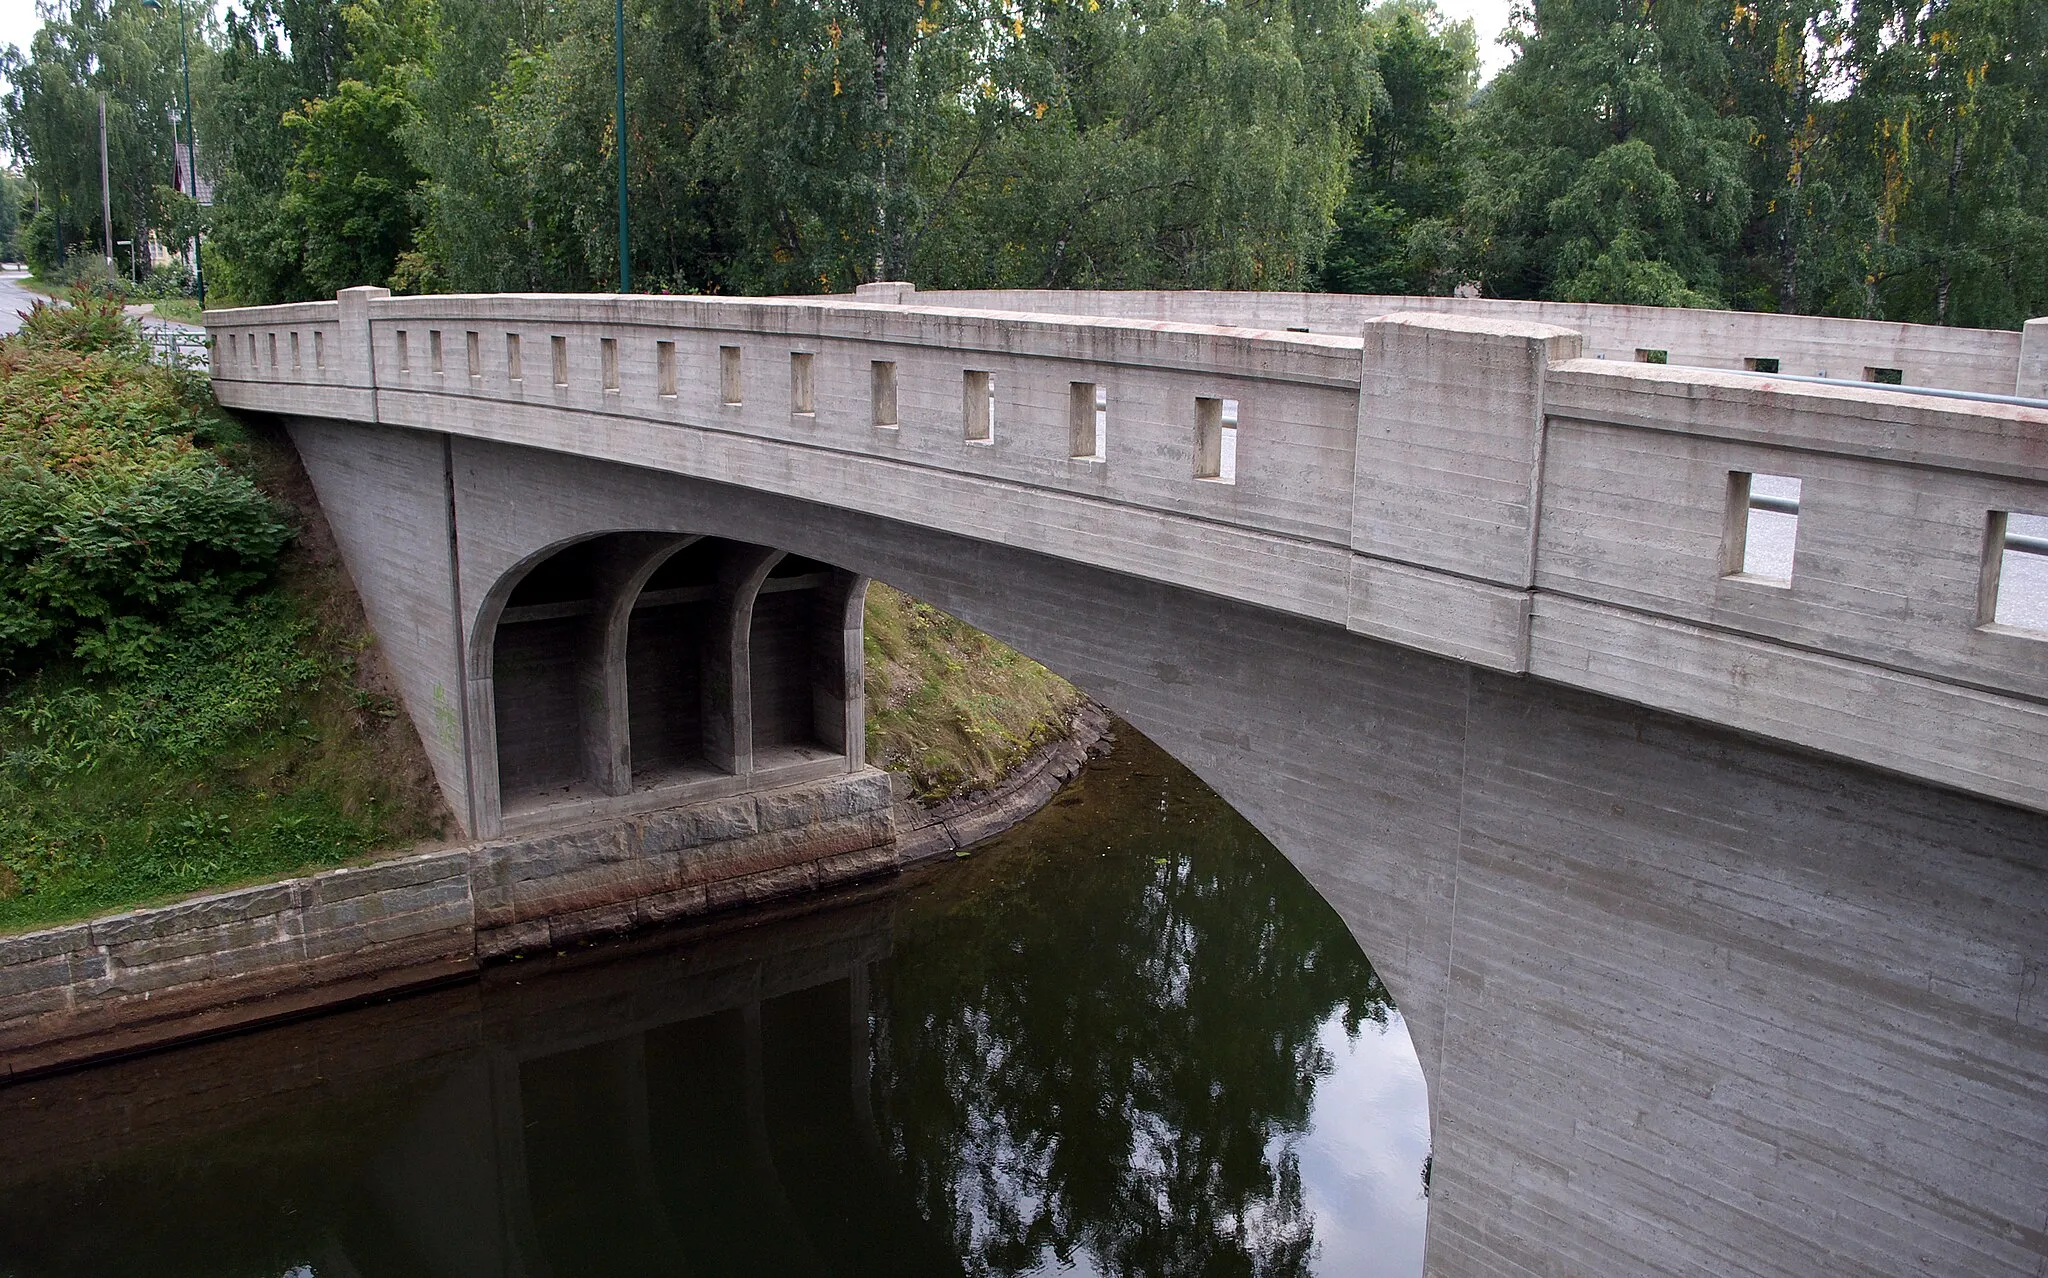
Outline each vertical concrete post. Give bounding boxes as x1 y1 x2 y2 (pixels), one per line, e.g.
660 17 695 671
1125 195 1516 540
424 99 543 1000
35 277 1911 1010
812 572 870 769
2018 317 2048 399
335 285 391 409
1347 313 1582 672
703 545 783 777
577 534 692 796
853 281 917 305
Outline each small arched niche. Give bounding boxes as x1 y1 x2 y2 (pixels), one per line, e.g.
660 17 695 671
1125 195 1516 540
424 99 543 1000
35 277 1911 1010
493 537 614 805
627 540 722 788
749 554 853 768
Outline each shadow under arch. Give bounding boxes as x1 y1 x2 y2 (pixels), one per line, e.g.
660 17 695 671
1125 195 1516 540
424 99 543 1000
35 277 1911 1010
471 530 869 833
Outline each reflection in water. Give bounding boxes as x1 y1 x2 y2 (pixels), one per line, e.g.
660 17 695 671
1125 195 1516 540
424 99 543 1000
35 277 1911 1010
0 728 1427 1277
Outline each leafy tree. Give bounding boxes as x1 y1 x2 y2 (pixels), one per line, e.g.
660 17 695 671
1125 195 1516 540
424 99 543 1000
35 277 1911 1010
1 0 205 281
1830 0 2048 326
1459 0 1751 305
1320 0 1477 295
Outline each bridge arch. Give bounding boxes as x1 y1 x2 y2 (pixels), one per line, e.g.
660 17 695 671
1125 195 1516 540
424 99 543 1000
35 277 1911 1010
255 277 2048 1276
472 529 870 830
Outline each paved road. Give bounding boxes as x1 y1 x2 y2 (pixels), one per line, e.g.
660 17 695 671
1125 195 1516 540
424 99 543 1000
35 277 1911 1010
0 268 204 342
0 269 46 336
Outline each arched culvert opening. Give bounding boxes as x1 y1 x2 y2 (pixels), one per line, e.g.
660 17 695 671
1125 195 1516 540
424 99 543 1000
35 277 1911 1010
492 537 614 808
747 554 866 771
626 539 722 788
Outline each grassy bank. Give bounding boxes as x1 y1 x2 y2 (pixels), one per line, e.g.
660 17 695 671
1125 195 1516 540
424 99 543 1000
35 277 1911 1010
0 296 1084 935
864 583 1085 803
0 297 444 934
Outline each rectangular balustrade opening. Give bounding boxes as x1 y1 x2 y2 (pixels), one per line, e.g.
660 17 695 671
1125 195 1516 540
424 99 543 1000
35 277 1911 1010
506 333 522 383
872 361 899 429
1636 348 1669 364
1195 397 1239 483
551 335 568 388
268 333 278 369
791 352 815 416
658 341 677 398
467 331 481 381
1745 357 1779 374
720 346 743 405
601 338 620 393
1723 471 1802 584
1865 366 1905 385
429 330 443 375
1069 382 1105 461
289 332 300 371
314 331 325 370
1982 511 2048 635
395 330 409 372
963 370 993 443
227 333 238 362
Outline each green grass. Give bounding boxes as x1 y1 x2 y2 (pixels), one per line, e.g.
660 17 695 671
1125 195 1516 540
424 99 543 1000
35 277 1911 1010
142 296 207 326
0 311 446 934
863 582 1085 804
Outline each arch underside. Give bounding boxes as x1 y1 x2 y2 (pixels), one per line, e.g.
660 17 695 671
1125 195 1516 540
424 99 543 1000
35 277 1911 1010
289 416 2048 1278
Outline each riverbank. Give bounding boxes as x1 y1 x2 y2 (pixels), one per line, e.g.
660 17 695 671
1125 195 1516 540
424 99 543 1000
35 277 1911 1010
0 698 1113 1079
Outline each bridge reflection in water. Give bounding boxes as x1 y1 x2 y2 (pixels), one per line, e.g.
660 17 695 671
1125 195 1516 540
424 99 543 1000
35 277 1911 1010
0 731 1425 1278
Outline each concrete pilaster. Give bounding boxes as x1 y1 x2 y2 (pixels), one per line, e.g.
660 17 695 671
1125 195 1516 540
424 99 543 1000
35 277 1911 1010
812 572 870 768
2019 316 2048 399
705 546 784 778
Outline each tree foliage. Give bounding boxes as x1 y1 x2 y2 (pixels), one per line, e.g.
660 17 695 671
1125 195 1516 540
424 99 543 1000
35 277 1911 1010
2 0 2042 324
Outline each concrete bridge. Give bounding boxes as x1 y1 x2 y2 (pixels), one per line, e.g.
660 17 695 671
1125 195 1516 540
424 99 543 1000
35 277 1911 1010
205 287 2048 1277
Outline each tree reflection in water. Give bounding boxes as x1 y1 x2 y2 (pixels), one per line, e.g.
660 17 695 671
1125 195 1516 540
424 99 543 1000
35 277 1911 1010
872 729 1396 1277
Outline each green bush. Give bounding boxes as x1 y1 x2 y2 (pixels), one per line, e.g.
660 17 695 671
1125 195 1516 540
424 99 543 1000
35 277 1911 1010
0 297 290 677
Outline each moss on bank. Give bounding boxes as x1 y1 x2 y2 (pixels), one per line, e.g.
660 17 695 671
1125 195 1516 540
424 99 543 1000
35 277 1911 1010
864 582 1086 804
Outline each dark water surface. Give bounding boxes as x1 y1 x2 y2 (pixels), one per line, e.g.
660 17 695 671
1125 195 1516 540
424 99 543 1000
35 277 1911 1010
0 729 1428 1277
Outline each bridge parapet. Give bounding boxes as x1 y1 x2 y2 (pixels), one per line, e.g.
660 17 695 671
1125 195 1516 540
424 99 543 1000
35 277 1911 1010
205 289 2048 815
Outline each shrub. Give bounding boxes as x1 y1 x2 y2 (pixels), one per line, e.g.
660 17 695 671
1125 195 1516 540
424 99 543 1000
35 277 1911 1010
0 302 291 678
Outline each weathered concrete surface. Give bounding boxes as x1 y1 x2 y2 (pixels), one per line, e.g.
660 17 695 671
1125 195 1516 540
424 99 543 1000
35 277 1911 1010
0 769 896 1080
207 291 2048 819
272 426 2047 1278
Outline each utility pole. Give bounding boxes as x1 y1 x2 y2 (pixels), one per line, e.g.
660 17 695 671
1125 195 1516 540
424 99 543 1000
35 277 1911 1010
98 94 114 275
615 0 630 293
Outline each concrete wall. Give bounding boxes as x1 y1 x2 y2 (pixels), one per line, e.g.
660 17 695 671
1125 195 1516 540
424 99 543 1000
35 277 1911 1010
0 770 896 1079
892 285 2035 395
261 429 2047 1278
209 291 2048 817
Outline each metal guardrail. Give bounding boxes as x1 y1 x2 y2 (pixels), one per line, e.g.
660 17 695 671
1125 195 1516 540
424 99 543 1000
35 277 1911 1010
141 326 209 369
1722 365 2048 411
1750 492 2046 557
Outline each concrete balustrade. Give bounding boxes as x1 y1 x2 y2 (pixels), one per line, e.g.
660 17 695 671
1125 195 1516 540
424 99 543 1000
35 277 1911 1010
206 287 2048 820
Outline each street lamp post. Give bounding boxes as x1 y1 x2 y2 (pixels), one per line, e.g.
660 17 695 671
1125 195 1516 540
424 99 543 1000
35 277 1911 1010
615 0 630 293
142 0 204 309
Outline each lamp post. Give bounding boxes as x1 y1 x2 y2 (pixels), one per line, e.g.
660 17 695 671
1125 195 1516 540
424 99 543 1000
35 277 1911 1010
615 0 630 293
141 0 204 309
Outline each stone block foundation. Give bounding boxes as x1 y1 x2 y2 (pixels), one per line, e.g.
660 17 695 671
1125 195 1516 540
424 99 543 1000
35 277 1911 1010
0 768 897 1079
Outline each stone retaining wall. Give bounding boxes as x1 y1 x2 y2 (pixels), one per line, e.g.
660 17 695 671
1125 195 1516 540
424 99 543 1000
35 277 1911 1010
0 769 895 1080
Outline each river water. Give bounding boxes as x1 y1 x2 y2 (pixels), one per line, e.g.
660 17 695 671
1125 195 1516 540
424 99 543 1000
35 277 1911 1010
0 728 1429 1277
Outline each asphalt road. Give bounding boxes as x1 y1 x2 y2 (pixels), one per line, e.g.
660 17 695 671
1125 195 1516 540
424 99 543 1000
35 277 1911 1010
0 268 204 341
0 269 45 336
